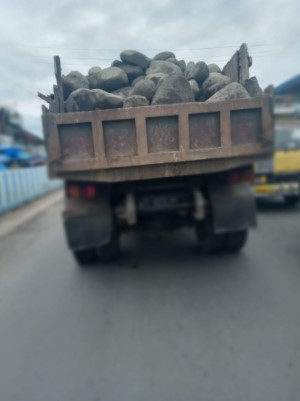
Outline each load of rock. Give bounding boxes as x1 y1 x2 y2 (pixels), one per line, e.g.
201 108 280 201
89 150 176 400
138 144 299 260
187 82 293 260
61 48 264 112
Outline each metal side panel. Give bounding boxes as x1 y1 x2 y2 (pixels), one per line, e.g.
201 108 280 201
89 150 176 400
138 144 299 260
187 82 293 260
44 97 273 180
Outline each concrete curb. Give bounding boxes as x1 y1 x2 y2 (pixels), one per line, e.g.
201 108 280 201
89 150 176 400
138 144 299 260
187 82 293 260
0 190 63 239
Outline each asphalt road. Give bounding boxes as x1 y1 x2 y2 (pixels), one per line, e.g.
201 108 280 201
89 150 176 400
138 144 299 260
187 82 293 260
0 200 299 401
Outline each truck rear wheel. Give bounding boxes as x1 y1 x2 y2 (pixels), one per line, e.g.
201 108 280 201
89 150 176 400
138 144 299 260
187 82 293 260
196 222 248 254
196 221 226 254
225 230 248 252
73 248 99 266
97 232 120 262
73 232 120 266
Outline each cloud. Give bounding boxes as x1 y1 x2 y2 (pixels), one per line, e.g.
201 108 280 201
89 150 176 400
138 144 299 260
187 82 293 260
0 0 299 135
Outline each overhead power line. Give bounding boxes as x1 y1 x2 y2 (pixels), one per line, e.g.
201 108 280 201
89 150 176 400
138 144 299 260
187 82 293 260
18 53 277 67
1 42 286 52
14 51 278 61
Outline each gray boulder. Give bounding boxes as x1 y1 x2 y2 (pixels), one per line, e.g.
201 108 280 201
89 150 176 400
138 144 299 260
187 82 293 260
153 51 175 61
124 95 149 108
167 58 186 72
111 86 133 99
208 64 221 73
197 88 206 102
146 73 167 85
189 80 200 99
244 76 263 97
151 74 194 105
88 66 102 75
131 75 146 86
201 73 231 98
146 60 182 76
92 89 124 109
66 88 123 112
264 85 274 97
206 83 250 103
62 71 89 99
178 60 186 72
88 67 129 91
111 61 144 82
185 61 195 78
131 79 156 100
66 88 96 112
120 50 150 69
185 61 209 86
111 60 122 67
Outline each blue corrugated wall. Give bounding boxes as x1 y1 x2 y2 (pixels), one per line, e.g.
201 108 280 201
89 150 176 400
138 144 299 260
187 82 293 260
0 167 61 214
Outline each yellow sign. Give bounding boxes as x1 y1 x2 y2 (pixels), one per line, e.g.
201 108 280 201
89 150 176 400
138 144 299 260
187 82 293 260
274 150 300 173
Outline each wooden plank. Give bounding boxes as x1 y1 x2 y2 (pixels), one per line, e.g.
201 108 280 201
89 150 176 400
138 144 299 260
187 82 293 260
54 56 64 113
41 105 49 115
222 51 239 83
239 43 251 84
38 92 51 103
52 85 60 113
222 43 250 84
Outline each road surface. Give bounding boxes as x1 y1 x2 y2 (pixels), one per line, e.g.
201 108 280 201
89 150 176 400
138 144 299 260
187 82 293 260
0 200 299 401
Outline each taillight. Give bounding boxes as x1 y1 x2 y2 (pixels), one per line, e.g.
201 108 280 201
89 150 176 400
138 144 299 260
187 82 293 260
67 185 81 199
82 185 97 199
243 168 254 184
227 168 254 184
227 171 240 184
67 183 97 199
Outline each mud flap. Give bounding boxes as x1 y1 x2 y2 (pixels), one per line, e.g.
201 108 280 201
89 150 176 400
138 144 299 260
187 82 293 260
63 198 113 251
208 182 256 234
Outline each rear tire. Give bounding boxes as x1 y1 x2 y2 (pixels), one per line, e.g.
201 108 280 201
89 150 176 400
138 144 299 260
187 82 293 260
196 221 248 254
73 248 99 266
73 231 120 266
224 230 248 253
97 232 121 262
196 221 225 254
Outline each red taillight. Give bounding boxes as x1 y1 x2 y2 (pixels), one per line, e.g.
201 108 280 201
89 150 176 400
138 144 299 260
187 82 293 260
67 185 81 199
228 171 240 184
82 185 97 199
67 184 97 199
242 168 254 184
227 168 254 184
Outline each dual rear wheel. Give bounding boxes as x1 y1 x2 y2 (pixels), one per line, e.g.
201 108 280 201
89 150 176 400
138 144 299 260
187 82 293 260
196 221 248 254
73 232 120 266
73 222 248 266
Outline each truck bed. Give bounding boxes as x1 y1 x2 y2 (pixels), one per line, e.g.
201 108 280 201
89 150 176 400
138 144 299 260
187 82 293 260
43 97 273 183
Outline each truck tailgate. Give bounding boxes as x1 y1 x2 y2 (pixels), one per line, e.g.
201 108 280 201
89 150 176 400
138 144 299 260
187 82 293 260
43 97 273 182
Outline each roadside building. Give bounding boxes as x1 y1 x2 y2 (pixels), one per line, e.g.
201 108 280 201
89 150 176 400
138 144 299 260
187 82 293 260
0 107 45 156
274 75 300 118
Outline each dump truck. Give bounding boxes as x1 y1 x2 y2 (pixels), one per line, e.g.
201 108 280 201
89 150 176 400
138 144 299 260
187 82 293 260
41 48 273 265
255 118 300 206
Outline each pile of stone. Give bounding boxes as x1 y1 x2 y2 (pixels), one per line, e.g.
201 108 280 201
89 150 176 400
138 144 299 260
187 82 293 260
62 49 264 113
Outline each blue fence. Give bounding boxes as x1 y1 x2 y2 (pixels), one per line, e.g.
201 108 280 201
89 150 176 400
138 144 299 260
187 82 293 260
0 166 62 214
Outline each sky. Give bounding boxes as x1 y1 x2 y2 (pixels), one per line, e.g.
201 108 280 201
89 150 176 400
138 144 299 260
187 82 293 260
0 0 299 137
